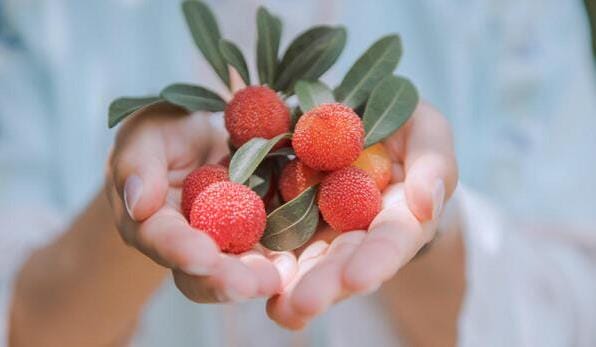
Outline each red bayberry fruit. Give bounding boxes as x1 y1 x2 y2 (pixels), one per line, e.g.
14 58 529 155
190 181 266 254
181 165 229 219
318 166 381 232
278 159 324 202
292 103 364 171
224 86 291 147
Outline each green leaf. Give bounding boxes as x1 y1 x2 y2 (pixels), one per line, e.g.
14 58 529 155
363 75 418 147
160 83 226 112
108 96 161 128
334 35 402 109
261 186 319 251
295 80 335 112
249 161 274 198
256 7 282 86
229 133 292 184
182 0 229 87
275 26 346 93
219 39 250 86
248 175 266 188
248 174 270 197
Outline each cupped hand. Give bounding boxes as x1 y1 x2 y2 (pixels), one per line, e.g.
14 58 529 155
105 98 296 303
266 102 458 329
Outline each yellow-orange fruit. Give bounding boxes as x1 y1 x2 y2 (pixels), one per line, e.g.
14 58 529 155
292 103 364 171
224 86 290 147
278 159 324 202
318 167 381 232
190 181 266 254
352 143 393 191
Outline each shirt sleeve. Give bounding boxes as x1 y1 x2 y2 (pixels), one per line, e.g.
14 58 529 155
456 186 596 347
0 14 66 345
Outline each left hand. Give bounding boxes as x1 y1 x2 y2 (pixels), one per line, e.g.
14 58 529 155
266 101 458 329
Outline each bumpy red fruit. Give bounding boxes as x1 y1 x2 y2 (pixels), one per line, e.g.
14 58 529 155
181 165 228 219
293 103 364 171
279 159 324 202
190 182 266 254
352 143 393 191
224 86 291 147
318 167 381 232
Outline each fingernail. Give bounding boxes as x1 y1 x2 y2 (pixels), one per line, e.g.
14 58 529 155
273 254 296 289
432 179 445 220
124 175 143 221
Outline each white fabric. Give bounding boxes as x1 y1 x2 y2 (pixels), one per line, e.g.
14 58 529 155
1 0 596 346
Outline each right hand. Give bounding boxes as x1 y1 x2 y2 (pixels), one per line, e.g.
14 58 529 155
105 100 296 303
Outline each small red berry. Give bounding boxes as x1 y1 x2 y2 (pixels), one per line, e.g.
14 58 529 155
292 103 364 171
278 159 324 202
318 166 381 232
181 165 228 219
190 181 266 254
224 86 291 147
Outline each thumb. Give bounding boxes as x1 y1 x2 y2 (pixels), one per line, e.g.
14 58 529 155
113 130 169 222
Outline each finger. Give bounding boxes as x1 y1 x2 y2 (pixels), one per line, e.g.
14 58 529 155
238 250 282 297
388 102 458 222
205 125 231 165
111 126 169 222
391 162 405 183
173 254 259 303
229 66 247 94
134 207 220 275
258 246 298 290
266 240 329 330
343 185 436 292
290 231 366 317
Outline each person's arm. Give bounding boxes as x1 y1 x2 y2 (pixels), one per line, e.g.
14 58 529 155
9 98 294 347
379 198 465 347
9 192 166 347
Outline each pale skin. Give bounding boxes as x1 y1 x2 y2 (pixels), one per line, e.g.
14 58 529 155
9 73 461 347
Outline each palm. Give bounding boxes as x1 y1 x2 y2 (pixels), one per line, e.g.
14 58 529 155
266 102 458 329
109 105 291 303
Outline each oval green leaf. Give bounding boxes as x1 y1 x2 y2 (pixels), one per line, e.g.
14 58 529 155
363 75 418 147
334 35 402 109
108 96 161 128
160 83 226 112
248 174 270 197
182 0 230 87
261 186 319 251
229 133 292 184
256 7 282 86
275 26 346 93
219 39 250 86
295 80 335 112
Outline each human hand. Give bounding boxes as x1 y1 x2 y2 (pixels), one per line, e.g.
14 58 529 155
266 102 458 329
105 89 296 303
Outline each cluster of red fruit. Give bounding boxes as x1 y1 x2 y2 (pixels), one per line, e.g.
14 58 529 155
108 1 417 254
182 86 392 254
